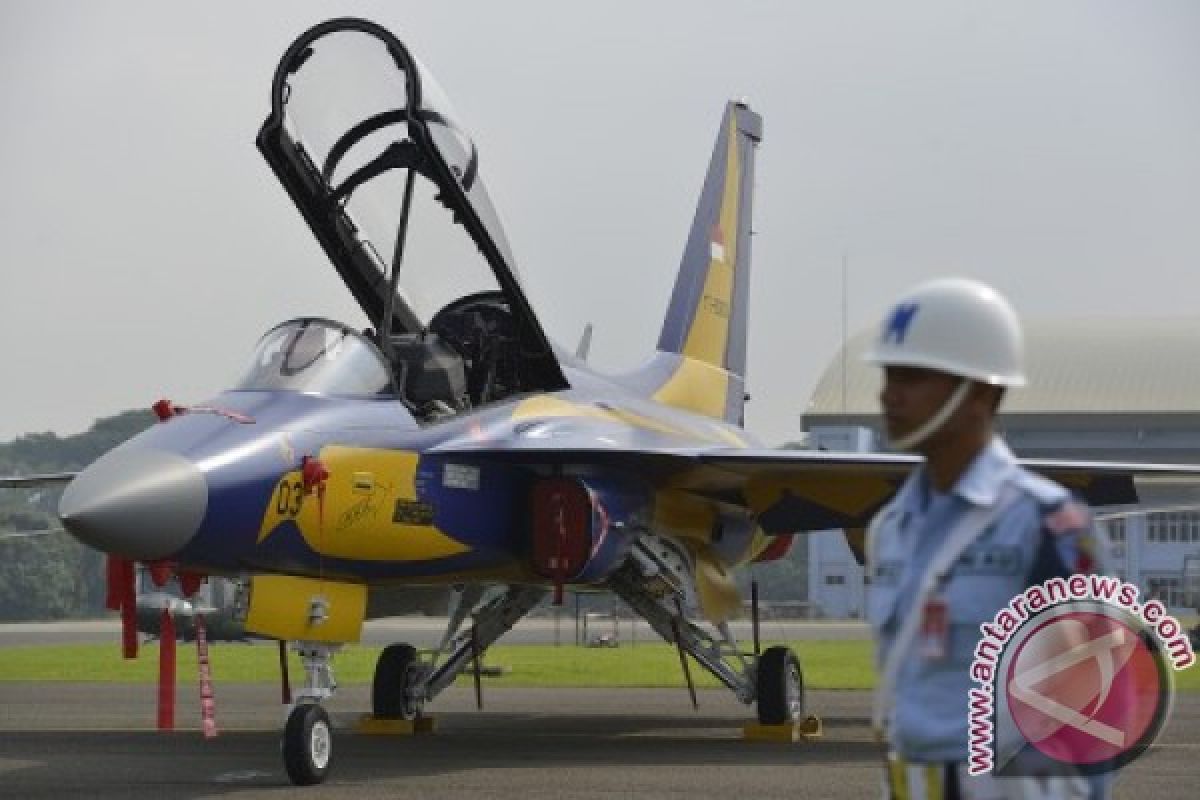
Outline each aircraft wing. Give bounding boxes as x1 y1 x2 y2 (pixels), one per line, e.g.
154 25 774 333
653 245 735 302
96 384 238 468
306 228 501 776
426 443 1200 533
0 527 65 540
0 475 73 539
0 472 76 489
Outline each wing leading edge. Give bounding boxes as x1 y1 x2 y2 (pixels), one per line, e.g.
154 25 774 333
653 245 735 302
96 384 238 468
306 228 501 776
427 443 1200 534
0 473 76 489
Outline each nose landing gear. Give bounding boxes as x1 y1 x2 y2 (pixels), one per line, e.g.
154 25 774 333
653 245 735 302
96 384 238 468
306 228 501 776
283 703 333 785
279 641 340 785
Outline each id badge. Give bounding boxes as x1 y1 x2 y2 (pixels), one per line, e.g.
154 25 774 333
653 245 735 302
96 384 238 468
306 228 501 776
919 594 949 661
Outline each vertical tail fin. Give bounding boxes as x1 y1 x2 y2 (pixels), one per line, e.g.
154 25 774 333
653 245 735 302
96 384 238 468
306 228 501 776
651 101 762 424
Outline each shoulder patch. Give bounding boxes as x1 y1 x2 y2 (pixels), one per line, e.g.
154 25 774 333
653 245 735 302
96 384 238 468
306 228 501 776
1075 529 1098 573
1044 500 1090 535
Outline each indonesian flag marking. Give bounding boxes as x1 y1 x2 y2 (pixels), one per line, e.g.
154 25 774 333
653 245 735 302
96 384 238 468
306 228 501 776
710 224 726 262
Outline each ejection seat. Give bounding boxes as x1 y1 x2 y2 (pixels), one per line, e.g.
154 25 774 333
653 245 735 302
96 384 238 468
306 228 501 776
387 333 468 419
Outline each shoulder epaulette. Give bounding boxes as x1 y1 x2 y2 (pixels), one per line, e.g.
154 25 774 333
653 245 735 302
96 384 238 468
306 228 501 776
1014 467 1069 507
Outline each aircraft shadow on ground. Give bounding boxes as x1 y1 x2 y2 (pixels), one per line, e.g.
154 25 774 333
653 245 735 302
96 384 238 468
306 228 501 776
0 712 883 797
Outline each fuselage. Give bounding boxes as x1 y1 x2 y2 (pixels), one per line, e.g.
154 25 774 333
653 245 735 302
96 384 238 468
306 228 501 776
59 351 769 589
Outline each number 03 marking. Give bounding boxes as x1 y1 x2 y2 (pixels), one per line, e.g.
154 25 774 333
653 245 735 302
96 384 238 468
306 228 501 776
275 479 304 517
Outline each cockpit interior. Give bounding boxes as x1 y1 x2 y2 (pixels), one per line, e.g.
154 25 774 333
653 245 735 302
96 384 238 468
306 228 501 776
385 289 524 421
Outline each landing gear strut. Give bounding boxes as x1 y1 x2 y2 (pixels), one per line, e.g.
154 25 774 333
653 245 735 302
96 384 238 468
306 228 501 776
370 585 547 721
280 641 339 785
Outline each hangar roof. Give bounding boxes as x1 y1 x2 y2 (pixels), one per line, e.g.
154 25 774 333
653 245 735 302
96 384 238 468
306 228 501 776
806 317 1200 418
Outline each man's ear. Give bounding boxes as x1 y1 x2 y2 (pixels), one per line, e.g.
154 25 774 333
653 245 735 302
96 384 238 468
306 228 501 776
969 383 1005 414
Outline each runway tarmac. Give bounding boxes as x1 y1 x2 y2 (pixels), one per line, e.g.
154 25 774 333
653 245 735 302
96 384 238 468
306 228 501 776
0 684 1196 798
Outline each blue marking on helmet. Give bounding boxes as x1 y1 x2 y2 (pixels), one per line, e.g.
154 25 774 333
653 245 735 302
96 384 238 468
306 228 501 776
883 303 919 344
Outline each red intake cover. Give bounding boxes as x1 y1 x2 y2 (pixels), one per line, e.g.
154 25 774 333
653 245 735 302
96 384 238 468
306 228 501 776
530 478 592 581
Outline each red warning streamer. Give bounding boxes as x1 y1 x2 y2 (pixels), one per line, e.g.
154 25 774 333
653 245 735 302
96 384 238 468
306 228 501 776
107 557 138 660
157 609 176 730
196 616 218 739
302 455 330 581
104 556 123 611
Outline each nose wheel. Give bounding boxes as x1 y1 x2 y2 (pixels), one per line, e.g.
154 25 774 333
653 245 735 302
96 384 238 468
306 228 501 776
282 703 333 785
280 642 339 785
756 646 804 725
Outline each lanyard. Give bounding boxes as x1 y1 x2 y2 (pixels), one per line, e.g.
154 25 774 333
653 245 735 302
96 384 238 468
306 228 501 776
870 484 1018 736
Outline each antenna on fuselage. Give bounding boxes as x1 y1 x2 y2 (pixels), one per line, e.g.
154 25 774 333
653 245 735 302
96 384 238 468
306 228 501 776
841 251 848 416
575 323 594 361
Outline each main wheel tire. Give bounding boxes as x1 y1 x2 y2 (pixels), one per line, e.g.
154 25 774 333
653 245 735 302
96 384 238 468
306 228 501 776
282 703 333 786
756 646 804 725
372 643 420 719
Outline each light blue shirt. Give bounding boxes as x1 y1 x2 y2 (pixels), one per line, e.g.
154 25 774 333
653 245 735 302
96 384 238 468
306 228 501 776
867 437 1099 763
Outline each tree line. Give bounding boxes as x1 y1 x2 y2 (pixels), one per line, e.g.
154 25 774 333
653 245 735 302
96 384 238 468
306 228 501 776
0 411 154 621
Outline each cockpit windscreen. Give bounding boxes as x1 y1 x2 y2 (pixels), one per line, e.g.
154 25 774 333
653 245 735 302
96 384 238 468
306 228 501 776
236 318 396 397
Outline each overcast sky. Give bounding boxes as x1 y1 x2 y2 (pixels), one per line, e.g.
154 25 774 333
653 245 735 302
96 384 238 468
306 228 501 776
2 1 1198 445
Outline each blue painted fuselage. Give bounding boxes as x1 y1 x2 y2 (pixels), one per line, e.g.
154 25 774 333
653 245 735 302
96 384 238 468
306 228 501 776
120 360 761 586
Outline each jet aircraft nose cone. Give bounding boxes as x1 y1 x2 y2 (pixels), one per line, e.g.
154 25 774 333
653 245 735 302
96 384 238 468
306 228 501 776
59 448 207 560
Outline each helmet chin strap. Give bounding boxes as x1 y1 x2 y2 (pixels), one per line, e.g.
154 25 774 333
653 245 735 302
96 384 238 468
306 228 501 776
888 380 972 452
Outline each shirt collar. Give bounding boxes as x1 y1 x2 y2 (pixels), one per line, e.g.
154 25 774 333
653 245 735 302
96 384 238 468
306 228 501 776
954 437 1018 507
897 436 1018 511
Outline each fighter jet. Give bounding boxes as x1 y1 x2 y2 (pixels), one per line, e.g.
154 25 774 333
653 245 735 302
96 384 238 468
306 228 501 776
5 18 1199 785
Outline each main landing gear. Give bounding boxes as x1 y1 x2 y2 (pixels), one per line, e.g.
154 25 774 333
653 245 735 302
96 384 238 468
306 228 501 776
608 554 806 727
755 646 805 725
371 585 547 720
276 572 804 785
372 643 421 719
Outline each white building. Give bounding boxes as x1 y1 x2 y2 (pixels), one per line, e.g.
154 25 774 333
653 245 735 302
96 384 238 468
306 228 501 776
801 317 1200 618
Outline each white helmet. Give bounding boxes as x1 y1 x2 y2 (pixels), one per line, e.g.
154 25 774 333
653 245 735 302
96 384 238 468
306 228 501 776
863 277 1026 387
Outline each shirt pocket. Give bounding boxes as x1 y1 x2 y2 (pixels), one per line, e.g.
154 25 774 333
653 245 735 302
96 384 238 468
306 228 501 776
943 543 1024 630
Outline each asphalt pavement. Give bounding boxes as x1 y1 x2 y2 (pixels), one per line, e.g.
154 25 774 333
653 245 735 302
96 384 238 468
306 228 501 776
0 684 1196 798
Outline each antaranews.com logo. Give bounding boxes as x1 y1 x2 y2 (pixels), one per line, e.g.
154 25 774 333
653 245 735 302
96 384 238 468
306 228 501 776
967 574 1194 777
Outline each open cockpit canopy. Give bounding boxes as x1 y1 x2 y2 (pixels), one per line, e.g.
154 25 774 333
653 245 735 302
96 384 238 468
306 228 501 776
257 18 567 397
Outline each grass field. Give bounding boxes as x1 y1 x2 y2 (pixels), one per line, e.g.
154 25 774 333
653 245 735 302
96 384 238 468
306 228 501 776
0 641 875 688
1 640 1196 691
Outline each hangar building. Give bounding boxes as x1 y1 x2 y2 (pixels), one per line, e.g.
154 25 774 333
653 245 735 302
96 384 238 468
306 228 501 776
800 317 1200 619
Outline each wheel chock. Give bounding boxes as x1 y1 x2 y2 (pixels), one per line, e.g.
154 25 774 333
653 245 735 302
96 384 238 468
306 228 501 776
356 714 437 736
742 714 823 742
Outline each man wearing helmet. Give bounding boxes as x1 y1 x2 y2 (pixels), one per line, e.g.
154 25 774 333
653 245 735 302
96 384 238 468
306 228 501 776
864 278 1109 799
